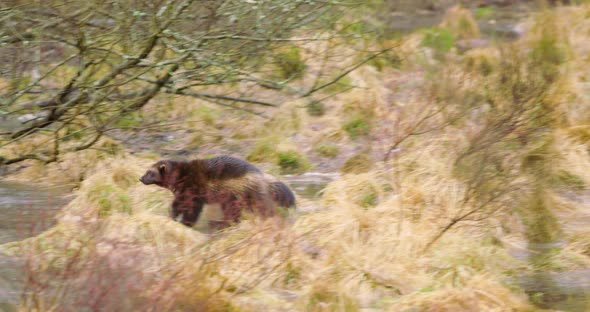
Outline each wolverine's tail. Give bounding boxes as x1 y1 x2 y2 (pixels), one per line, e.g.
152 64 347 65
269 181 296 208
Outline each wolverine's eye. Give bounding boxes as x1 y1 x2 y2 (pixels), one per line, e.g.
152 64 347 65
158 164 166 175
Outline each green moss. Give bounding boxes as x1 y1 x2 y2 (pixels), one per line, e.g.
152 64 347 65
246 138 278 163
346 21 369 35
306 100 326 117
367 52 401 71
115 113 143 128
57 124 84 141
284 262 301 286
474 7 493 20
341 101 375 140
343 119 371 139
277 150 310 174
360 190 379 208
274 46 306 80
531 36 566 67
9 75 32 92
318 76 353 94
316 144 339 158
421 27 455 55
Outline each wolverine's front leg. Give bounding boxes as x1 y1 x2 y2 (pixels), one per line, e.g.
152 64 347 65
181 197 205 227
171 199 181 221
172 196 204 227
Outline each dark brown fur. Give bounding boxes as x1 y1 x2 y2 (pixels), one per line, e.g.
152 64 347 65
140 155 295 228
268 180 296 208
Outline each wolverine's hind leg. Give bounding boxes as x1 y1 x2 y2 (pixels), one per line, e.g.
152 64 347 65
211 195 242 230
243 189 276 218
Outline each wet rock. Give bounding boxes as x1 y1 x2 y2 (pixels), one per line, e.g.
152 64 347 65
456 38 491 52
16 111 49 124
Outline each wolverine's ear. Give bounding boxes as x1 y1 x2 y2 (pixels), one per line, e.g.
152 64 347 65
158 163 166 175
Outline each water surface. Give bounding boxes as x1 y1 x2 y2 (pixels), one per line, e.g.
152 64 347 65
510 242 590 311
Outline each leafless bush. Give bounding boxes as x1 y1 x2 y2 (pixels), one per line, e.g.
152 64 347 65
421 40 566 250
0 0 383 166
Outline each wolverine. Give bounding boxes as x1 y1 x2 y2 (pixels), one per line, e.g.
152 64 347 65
140 155 296 228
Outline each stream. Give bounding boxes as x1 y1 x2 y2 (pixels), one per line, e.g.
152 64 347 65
510 241 590 311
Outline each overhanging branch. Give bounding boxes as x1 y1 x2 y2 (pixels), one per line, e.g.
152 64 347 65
168 90 278 107
303 47 394 96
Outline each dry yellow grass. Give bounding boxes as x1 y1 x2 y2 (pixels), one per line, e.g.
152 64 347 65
440 5 480 40
0 135 528 310
1 142 535 311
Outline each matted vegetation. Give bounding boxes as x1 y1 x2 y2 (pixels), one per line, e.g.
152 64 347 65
3 2 590 311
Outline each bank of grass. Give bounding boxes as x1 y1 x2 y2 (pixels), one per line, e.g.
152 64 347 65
2 152 534 311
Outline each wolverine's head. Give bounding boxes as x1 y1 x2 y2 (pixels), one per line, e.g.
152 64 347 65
140 160 176 187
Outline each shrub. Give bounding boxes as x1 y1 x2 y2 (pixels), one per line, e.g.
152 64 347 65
318 75 353 94
306 100 326 117
441 6 480 40
247 138 278 163
529 10 569 84
277 150 310 174
315 144 339 158
474 7 493 20
360 190 379 208
274 46 306 80
115 113 143 128
343 119 371 139
421 27 455 56
341 152 372 174
464 50 496 76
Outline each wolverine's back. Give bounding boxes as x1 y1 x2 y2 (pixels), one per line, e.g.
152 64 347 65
199 155 261 181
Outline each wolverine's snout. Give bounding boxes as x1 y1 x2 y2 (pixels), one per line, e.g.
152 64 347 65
139 175 150 185
139 170 157 185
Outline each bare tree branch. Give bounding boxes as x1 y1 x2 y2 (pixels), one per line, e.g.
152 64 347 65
0 0 377 166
